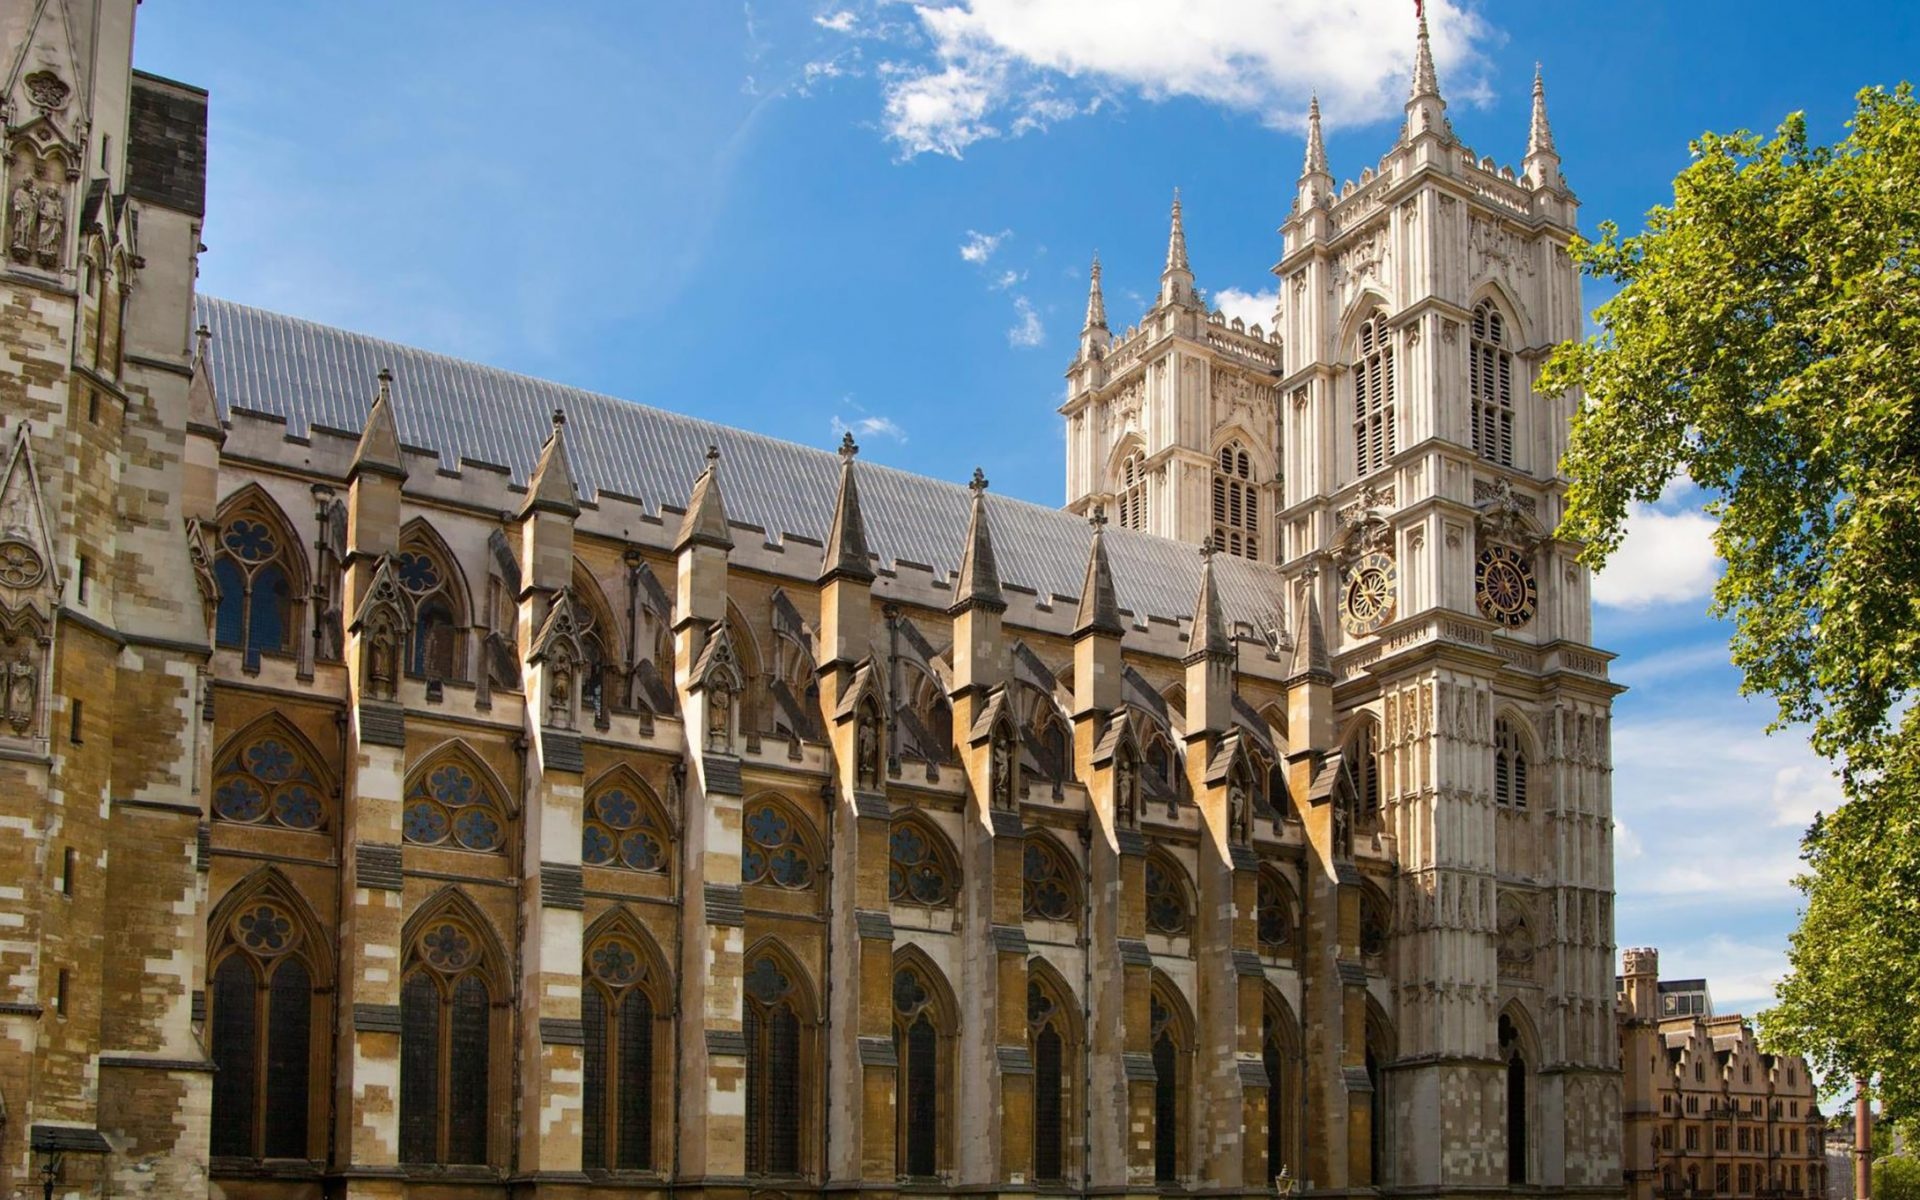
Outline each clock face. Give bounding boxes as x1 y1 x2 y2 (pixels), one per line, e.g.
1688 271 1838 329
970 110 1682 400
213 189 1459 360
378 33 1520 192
1341 551 1397 636
1476 544 1538 628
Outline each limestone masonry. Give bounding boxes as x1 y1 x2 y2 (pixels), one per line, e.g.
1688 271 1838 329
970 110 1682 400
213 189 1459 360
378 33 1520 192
1 3 1630 1198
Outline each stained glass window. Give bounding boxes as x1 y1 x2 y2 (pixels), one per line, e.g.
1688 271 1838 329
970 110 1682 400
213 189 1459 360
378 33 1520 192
887 818 956 907
1145 856 1190 936
893 967 940 1177
212 501 303 665
1360 889 1391 957
400 912 496 1166
1257 874 1293 956
1029 978 1068 1182
1022 838 1077 922
1264 1016 1287 1182
208 891 316 1161
583 928 657 1171
582 779 670 874
743 951 803 1175
212 727 328 831
742 801 815 889
404 756 506 852
396 530 467 682
1152 1000 1180 1183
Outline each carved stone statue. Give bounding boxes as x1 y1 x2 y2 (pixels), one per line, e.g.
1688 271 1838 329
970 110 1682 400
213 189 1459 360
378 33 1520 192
34 183 62 268
367 627 397 699
9 178 35 262
1228 778 1248 842
1114 752 1137 827
707 685 732 753
855 710 880 790
990 731 1013 809
1333 790 1353 859
548 657 573 728
5 656 36 734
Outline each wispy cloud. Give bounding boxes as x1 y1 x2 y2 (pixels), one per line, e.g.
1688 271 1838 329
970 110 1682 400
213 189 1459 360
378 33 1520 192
817 0 1497 159
1007 296 1044 347
959 227 1010 264
831 413 908 443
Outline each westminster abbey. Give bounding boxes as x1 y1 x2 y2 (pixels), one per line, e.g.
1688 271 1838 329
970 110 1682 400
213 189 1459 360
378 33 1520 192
0 3 1627 1198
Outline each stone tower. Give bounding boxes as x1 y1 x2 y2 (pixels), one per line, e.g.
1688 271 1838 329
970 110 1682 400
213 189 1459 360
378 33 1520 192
1065 13 1623 1193
0 1 211 1196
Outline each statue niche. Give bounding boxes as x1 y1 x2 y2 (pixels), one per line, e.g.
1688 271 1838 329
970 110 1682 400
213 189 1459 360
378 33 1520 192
6 141 69 272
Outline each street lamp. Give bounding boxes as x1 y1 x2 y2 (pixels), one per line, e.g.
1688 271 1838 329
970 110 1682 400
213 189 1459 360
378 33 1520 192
39 1152 62 1200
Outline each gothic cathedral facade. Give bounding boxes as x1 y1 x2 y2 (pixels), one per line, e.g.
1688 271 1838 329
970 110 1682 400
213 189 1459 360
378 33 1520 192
0 4 1623 1200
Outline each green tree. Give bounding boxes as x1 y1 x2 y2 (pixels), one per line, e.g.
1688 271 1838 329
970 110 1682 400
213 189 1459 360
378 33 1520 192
1538 85 1920 1118
1877 1155 1920 1200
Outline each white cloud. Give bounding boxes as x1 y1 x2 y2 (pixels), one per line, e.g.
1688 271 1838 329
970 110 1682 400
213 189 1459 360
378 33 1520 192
1650 936 1791 1020
991 267 1025 290
830 413 908 443
1593 503 1721 609
849 0 1496 158
1007 296 1044 347
1212 286 1278 329
1769 762 1842 830
958 227 1009 264
813 9 857 33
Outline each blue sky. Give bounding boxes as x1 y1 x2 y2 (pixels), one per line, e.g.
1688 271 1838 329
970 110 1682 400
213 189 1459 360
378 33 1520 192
133 1 1920 1017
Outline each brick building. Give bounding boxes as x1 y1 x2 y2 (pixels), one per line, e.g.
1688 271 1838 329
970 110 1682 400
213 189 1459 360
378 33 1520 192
3 4 1628 1199
1619 950 1828 1200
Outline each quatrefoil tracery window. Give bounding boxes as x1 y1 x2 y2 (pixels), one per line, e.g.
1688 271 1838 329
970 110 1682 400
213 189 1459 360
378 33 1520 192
1144 856 1191 936
213 505 302 662
404 758 507 852
209 894 319 1160
396 532 465 682
742 801 816 890
582 779 670 874
582 926 660 1171
213 730 328 831
888 818 957 908
1022 838 1077 922
1257 874 1294 956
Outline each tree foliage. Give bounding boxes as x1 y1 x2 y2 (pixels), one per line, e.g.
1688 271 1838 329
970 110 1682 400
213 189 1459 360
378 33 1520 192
1877 1155 1920 1200
1539 86 1920 1117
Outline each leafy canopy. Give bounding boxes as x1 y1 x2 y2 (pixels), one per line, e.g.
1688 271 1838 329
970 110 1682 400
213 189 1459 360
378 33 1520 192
1539 85 1920 1117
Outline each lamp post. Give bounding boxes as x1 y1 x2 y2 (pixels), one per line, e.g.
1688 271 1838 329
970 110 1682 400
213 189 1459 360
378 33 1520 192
39 1152 61 1200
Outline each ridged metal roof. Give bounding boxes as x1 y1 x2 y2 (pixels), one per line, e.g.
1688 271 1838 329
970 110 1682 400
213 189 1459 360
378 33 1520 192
196 295 1286 630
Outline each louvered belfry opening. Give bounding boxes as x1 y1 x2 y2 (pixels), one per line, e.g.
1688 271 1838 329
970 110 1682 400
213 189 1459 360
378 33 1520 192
1353 312 1397 476
1470 301 1515 467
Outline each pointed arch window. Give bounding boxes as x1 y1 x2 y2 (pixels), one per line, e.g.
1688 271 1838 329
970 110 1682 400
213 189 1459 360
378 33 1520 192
1353 311 1396 477
212 723 330 831
892 962 949 1178
582 923 663 1172
1144 854 1190 937
1501 1012 1529 1184
1257 873 1294 958
404 752 508 853
1150 986 1189 1183
1494 718 1529 809
888 816 958 908
1211 441 1260 559
1117 447 1148 531
209 891 323 1160
1343 721 1381 825
743 951 807 1176
400 910 497 1165
582 774 671 874
213 496 306 666
1262 1005 1298 1185
1022 837 1078 923
1028 973 1076 1183
742 799 817 890
1470 301 1515 467
396 529 467 682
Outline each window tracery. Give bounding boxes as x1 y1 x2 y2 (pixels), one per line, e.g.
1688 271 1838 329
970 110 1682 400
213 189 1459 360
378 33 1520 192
1470 301 1515 467
1494 717 1529 809
403 751 508 853
743 949 807 1176
1211 441 1260 559
213 493 306 666
1149 983 1188 1183
1257 873 1294 957
1022 837 1077 922
1144 854 1190 936
396 526 466 682
1027 971 1074 1183
742 800 816 889
208 882 323 1161
582 773 670 874
887 816 957 907
1353 310 1396 477
582 922 662 1171
892 962 946 1177
212 722 330 831
1116 446 1147 531
400 904 498 1165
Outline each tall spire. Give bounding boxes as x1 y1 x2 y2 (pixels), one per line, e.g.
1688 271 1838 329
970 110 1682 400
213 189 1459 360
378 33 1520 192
820 432 875 584
1524 62 1563 190
1083 253 1108 331
1402 2 1451 142
950 468 1005 613
1164 188 1189 275
1297 93 1333 211
1073 506 1122 638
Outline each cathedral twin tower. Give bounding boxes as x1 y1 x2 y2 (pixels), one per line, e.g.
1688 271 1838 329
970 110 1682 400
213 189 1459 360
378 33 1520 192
1 5 1622 1200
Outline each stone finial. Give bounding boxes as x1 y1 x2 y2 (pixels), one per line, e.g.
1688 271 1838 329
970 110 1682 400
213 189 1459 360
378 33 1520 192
1073 505 1123 638
821 432 875 585
1185 538 1231 662
1286 575 1333 684
1302 94 1330 179
1083 253 1108 332
1402 3 1453 142
951 470 1004 614
523 404 581 518
1410 6 1441 101
1524 63 1563 190
675 444 733 552
1164 188 1190 276
187 323 221 437
349 368 406 481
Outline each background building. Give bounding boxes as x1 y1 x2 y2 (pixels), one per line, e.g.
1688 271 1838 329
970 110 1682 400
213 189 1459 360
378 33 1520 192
2 3 1624 1198
1619 949 1827 1200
